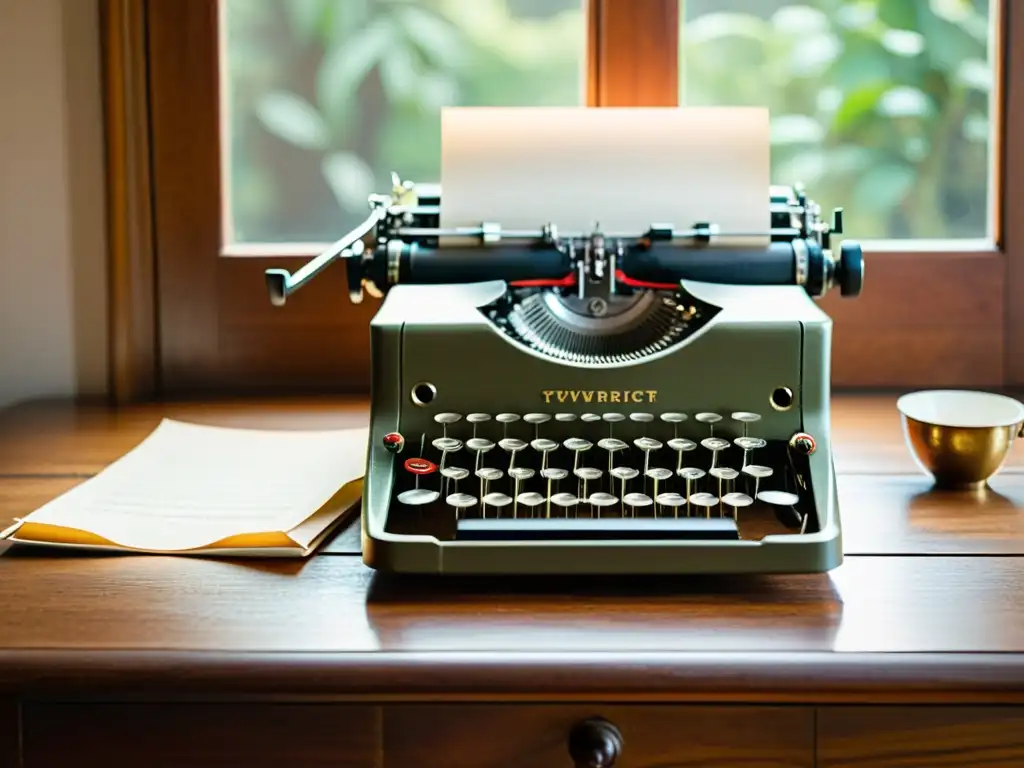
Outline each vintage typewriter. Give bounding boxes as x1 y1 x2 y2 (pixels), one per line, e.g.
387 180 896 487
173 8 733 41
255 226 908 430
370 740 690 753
265 173 863 575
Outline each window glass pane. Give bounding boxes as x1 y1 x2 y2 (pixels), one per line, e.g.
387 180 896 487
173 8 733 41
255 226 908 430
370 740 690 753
680 0 994 240
223 0 584 244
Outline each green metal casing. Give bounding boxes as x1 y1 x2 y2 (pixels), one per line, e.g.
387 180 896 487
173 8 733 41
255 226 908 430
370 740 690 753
361 280 842 575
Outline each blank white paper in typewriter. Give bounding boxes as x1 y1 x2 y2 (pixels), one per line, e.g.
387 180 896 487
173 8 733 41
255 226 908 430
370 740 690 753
439 106 770 248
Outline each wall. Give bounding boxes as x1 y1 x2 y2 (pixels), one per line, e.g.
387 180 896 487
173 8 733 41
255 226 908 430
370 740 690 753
0 0 108 409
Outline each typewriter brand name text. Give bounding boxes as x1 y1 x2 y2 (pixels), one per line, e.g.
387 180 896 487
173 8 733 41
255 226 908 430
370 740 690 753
542 389 657 404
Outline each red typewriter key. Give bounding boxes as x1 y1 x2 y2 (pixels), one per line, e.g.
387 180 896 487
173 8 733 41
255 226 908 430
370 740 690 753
404 457 438 475
383 431 405 453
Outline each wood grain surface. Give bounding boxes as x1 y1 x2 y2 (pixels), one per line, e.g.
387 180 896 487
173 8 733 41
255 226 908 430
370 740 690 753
4 395 1024 703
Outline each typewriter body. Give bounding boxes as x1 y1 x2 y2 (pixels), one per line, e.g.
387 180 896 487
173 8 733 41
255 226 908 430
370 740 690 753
266 174 864 575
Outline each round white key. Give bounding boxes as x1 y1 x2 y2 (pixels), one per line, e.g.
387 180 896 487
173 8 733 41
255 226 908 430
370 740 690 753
589 492 619 507
509 467 535 481
466 438 495 453
531 438 558 452
695 412 722 424
551 492 578 508
483 492 513 508
660 412 687 423
629 412 655 423
542 468 569 481
476 467 504 482
434 412 462 425
575 467 603 481
701 437 730 452
602 412 625 423
634 437 663 451
441 466 470 482
668 438 696 452
564 438 594 452
689 492 719 508
623 492 653 507
555 413 577 422
722 492 753 508
609 466 639 481
678 467 706 480
598 438 628 452
446 492 477 509
499 438 527 452
517 492 545 507
645 467 673 482
524 413 551 425
656 492 686 508
735 436 767 451
758 490 800 506
466 413 491 424
732 411 761 424
496 413 521 423
743 464 774 479
581 413 601 422
432 437 463 453
710 467 739 481
398 488 440 505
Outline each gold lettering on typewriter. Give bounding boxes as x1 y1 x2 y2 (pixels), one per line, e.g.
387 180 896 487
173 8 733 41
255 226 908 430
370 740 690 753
541 390 658 404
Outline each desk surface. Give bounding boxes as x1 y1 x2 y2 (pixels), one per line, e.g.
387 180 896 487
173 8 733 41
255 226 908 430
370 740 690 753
3 394 1024 703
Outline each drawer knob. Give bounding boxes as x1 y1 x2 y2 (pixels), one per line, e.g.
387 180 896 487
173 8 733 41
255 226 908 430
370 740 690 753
568 717 623 767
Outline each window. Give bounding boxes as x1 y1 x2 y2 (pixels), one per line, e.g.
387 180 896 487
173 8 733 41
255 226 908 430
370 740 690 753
104 0 1019 399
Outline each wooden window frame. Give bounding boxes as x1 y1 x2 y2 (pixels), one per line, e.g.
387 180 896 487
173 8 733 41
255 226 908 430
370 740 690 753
102 0 1021 401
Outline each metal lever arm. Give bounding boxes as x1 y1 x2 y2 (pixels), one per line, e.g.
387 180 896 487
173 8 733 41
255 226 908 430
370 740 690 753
265 206 386 307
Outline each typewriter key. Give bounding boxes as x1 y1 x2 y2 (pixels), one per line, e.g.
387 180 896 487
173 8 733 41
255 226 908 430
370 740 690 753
433 412 462 438
398 457 440 506
609 466 640 515
441 465 469 498
677 467 706 515
655 492 686 517
574 467 603 504
563 437 594 473
581 413 601 423
742 464 774 498
432 437 462 454
701 437 730 469
496 413 520 438
722 492 753 521
523 413 551 439
645 468 673 513
466 413 491 438
695 412 722 436
598 437 628 474
757 490 805 531
589 492 618 516
555 413 577 422
602 412 625 437
710 467 739 501
446 492 478 519
475 467 504 509
633 437 663 478
668 437 697 473
689 492 719 519
731 411 761 438
550 492 579 515
623 492 653 517
516 491 546 517
499 437 528 470
466 437 496 472
483 492 513 517
508 467 535 517
629 412 654 424
734 436 767 468
531 438 559 470
660 412 688 439
541 467 569 518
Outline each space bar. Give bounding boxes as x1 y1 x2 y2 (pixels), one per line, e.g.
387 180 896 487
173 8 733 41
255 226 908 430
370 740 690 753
455 517 739 541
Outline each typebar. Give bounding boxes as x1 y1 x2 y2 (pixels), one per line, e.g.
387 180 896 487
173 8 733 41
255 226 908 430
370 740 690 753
455 517 739 541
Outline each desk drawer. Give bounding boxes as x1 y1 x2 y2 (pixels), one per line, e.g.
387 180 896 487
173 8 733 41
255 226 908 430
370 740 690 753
818 707 1024 767
385 704 814 767
22 702 379 768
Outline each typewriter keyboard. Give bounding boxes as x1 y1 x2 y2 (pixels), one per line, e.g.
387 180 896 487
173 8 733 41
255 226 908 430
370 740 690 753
384 410 817 541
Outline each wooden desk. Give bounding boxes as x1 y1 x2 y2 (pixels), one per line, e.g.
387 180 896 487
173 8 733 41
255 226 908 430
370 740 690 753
3 394 1024 767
